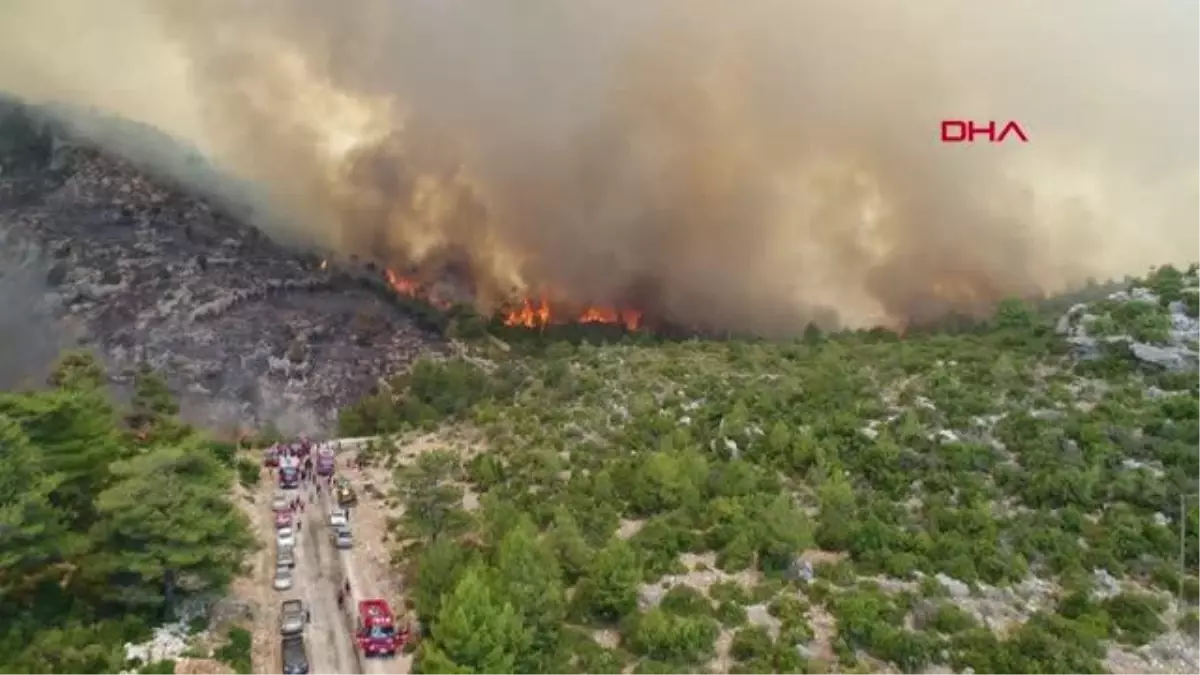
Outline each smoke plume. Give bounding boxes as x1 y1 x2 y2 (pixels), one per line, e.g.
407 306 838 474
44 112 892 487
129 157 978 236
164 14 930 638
3 0 1197 334
0 227 70 388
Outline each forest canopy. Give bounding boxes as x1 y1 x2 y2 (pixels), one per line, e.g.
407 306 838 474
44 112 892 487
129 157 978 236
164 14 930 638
0 353 254 673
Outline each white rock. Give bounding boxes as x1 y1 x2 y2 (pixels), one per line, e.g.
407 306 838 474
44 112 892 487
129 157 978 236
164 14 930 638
1092 568 1122 599
1130 343 1197 372
935 573 971 598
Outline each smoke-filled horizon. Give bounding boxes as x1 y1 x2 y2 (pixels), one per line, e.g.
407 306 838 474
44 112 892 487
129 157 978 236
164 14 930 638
3 0 1197 334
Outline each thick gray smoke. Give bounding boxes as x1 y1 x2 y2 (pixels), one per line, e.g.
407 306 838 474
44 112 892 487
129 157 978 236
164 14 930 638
0 227 72 388
2 0 1197 333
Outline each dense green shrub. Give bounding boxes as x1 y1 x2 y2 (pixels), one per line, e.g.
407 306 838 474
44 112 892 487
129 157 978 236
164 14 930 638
235 457 261 488
214 627 252 674
729 625 773 661
926 603 977 634
659 585 713 618
574 540 642 622
1102 592 1167 646
715 601 747 627
623 609 719 665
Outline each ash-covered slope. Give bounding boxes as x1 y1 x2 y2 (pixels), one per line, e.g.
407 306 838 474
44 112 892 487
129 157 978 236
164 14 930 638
0 99 446 434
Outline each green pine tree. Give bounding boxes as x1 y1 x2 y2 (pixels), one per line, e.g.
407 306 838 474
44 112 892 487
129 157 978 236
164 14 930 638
417 565 532 674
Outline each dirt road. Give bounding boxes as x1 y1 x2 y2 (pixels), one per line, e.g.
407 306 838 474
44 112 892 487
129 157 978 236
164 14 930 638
242 443 413 675
244 473 358 674
294 484 361 673
316 478 412 675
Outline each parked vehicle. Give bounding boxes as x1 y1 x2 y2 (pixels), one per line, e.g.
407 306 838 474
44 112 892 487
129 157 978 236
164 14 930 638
277 526 296 549
277 544 296 569
273 564 294 591
280 599 308 635
271 492 290 513
355 599 406 657
316 446 336 477
281 635 310 674
328 508 348 529
333 525 353 549
263 446 280 468
279 456 300 489
275 511 293 529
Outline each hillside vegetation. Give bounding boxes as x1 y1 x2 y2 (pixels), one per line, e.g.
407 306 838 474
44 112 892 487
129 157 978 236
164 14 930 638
340 265 1200 674
0 354 254 673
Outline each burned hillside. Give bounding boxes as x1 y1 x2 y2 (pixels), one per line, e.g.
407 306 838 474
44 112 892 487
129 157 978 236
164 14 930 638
0 99 447 434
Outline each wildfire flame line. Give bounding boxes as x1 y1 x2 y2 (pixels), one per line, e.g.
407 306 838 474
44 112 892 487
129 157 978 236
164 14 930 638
383 268 642 331
501 296 643 331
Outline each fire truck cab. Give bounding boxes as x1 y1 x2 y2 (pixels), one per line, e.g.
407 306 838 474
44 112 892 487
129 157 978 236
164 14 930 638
279 455 300 489
355 599 405 657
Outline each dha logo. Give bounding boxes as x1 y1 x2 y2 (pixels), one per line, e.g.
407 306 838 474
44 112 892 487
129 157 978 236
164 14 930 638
940 120 1029 144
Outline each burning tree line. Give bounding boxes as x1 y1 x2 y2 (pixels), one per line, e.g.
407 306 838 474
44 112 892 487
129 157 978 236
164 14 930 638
382 268 645 332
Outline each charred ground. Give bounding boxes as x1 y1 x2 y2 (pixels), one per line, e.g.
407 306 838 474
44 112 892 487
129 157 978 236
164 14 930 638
0 98 702 434
0 98 450 434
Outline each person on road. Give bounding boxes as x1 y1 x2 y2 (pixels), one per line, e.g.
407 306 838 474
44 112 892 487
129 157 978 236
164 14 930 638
343 580 351 596
336 589 344 609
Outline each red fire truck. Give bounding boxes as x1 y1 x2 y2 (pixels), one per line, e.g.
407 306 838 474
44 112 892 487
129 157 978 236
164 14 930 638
355 599 407 657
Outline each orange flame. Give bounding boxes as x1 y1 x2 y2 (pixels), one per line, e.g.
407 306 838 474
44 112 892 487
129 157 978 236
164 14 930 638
503 298 643 331
503 296 553 329
384 267 642 331
384 268 454 309
579 306 643 331
384 269 420 297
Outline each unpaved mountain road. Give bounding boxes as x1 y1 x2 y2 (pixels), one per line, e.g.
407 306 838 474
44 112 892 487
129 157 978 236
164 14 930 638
242 449 410 675
245 475 359 674
241 441 415 672
296 483 361 673
317 475 411 674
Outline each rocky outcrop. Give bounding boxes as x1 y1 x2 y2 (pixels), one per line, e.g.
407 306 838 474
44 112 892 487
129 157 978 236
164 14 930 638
1058 280 1199 373
0 102 447 433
